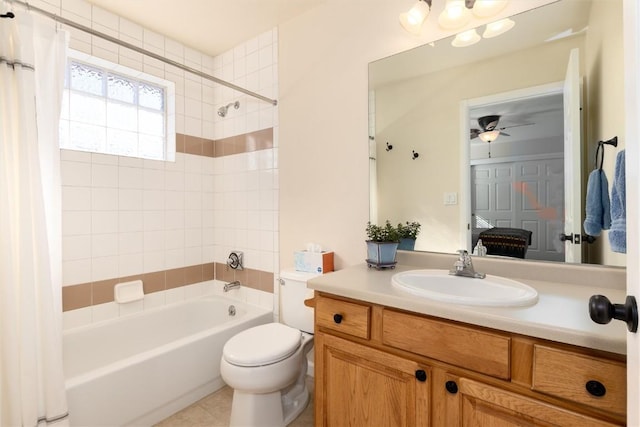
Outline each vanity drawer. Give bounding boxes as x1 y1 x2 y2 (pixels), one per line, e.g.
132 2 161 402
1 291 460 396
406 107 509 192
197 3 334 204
315 295 371 339
532 345 626 416
382 309 511 379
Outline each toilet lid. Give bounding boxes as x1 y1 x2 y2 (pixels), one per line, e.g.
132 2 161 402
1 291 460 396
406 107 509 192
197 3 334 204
223 323 302 367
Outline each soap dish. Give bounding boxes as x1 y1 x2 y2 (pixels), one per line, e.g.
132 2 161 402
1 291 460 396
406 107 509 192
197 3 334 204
114 280 144 303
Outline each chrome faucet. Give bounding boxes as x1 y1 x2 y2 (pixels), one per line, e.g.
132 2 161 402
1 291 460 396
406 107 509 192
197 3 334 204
449 250 486 279
223 280 241 292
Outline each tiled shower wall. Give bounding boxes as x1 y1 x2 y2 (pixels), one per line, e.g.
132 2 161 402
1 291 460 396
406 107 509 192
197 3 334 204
34 0 280 326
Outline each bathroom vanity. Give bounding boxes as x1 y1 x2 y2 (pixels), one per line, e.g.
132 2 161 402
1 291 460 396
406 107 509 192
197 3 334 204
308 254 627 426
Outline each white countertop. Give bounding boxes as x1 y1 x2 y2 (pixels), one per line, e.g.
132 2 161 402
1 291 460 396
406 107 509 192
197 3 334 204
308 263 627 355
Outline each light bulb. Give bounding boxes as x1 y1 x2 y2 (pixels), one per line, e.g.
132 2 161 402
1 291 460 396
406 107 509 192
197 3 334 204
483 18 515 38
472 0 509 18
438 0 471 30
399 1 430 35
479 130 500 142
451 29 481 47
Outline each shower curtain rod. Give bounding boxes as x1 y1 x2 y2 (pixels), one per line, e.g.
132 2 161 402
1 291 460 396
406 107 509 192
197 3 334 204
3 0 278 106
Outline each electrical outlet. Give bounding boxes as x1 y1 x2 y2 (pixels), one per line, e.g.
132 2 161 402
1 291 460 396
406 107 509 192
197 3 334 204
444 192 458 205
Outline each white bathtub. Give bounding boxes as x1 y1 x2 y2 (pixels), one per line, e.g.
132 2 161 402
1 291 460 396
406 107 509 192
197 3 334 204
63 295 272 426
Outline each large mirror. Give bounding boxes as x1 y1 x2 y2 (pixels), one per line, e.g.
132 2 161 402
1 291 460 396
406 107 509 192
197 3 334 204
369 0 625 266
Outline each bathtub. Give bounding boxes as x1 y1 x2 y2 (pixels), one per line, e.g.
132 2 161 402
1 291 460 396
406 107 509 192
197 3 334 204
63 295 272 426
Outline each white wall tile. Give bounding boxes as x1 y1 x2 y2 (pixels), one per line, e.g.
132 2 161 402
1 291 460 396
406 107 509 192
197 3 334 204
62 258 92 286
92 164 118 187
62 186 91 211
91 211 118 234
119 18 143 40
91 255 118 281
143 251 165 273
119 210 143 232
119 232 143 254
119 253 143 277
61 161 91 186
62 235 91 261
144 230 165 251
63 211 91 236
118 166 143 189
165 248 184 269
92 233 119 258
143 168 165 190
91 188 118 210
119 188 143 210
143 190 165 210
141 213 163 234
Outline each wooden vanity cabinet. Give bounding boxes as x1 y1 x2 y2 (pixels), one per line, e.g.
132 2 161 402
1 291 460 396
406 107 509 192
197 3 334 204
314 292 626 427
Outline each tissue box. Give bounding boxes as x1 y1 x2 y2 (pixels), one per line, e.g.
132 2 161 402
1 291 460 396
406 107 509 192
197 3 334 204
294 251 334 274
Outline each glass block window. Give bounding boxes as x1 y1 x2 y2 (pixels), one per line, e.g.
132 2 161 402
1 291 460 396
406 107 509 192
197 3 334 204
60 58 172 160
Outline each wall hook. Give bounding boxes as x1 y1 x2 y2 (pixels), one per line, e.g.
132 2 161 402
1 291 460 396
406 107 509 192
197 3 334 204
386 142 393 151
412 150 419 160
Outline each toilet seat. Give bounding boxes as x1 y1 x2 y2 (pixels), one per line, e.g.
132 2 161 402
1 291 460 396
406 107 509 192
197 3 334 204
223 323 301 367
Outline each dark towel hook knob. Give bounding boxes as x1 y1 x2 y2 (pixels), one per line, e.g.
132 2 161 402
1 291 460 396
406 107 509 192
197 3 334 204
589 295 638 333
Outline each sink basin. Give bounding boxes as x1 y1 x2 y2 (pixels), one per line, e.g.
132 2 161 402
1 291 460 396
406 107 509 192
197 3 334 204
391 269 538 307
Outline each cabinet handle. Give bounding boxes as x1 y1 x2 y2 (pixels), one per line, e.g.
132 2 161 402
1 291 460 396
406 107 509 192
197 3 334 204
586 380 607 397
415 370 427 382
333 313 343 324
445 380 458 394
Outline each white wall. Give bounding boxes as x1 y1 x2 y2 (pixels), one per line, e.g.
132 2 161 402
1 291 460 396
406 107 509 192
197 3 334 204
584 0 626 266
278 0 555 269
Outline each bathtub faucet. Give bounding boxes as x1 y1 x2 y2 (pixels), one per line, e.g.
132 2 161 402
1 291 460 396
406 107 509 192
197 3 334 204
224 280 241 292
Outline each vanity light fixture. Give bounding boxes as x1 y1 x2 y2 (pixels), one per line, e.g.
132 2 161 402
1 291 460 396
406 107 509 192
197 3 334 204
451 28 481 47
399 0 432 35
438 0 471 30
482 18 515 38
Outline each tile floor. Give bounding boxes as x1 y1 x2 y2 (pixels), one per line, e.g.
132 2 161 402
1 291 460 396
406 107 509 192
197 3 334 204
154 377 315 427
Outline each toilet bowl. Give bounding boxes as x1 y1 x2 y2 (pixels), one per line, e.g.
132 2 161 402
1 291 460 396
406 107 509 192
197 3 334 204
220 270 317 427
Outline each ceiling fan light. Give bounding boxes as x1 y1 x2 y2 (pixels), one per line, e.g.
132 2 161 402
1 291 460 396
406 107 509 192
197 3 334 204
400 1 430 35
472 0 509 18
483 18 515 38
438 0 471 30
451 28 481 47
479 130 500 143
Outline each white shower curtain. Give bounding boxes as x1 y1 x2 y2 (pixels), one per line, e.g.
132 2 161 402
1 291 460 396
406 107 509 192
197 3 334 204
0 4 69 426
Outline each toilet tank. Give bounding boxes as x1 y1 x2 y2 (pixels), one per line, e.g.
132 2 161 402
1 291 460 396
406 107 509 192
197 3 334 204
279 269 318 333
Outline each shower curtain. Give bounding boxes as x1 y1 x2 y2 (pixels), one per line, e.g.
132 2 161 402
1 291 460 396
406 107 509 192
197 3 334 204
0 4 69 426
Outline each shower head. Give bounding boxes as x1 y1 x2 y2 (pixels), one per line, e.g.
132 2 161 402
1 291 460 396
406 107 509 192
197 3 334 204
217 101 240 117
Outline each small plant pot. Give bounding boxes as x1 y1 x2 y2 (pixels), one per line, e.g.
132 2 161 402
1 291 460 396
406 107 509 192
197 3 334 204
366 241 398 269
398 238 416 251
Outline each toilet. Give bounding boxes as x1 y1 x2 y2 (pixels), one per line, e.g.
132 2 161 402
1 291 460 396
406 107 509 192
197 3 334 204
220 269 317 427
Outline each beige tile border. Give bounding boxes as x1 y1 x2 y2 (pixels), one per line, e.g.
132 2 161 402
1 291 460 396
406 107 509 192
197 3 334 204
176 128 273 158
62 262 274 311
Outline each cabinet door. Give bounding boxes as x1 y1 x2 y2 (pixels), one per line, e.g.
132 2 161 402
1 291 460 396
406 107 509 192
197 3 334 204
457 378 622 427
315 332 430 427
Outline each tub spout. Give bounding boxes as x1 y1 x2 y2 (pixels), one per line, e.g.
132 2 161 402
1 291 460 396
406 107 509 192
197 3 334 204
224 280 241 292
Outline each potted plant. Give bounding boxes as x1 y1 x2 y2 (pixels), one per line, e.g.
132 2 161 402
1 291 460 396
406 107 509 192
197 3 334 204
397 221 421 251
366 220 400 268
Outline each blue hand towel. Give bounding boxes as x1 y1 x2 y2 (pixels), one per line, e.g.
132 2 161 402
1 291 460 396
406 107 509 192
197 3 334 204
609 150 626 253
583 169 611 236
